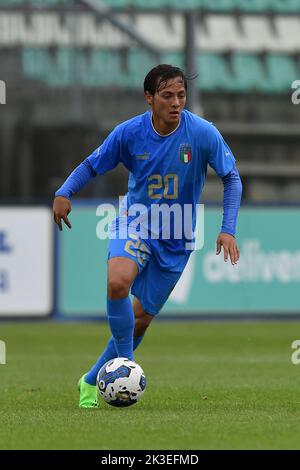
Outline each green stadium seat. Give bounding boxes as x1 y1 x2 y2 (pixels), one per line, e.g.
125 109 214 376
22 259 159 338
127 50 158 87
200 0 237 12
238 0 272 13
0 0 75 5
2 0 300 11
0 0 20 4
197 53 234 91
272 0 300 13
22 48 38 79
102 0 132 7
131 0 171 8
22 48 50 83
21 46 300 95
231 53 268 92
162 51 184 68
160 0 200 9
266 54 299 92
53 48 73 86
78 50 121 87
105 0 300 11
136 0 211 8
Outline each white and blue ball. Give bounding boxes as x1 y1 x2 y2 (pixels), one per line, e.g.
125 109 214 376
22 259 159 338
96 357 146 407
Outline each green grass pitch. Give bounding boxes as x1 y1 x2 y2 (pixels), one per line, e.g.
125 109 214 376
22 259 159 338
0 321 300 450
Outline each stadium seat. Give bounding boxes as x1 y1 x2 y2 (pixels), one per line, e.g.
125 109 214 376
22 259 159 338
36 48 68 87
200 0 237 12
272 0 300 13
231 53 268 92
134 13 183 50
197 53 234 91
98 0 300 12
21 46 300 94
2 0 300 12
266 54 299 92
171 0 202 8
238 0 272 13
22 48 39 79
102 0 132 7
3 0 300 12
81 50 119 87
127 49 158 87
162 51 184 68
239 16 277 52
273 17 300 53
132 0 175 9
78 14 130 49
200 15 242 51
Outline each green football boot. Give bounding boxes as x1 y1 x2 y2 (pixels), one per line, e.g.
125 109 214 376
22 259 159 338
77 374 99 409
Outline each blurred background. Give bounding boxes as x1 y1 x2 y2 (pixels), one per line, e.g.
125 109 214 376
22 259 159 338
0 0 300 319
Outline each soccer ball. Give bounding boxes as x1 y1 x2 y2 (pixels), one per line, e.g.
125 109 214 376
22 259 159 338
96 357 147 407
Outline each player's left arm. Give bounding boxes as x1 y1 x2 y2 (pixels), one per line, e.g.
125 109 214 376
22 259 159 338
205 123 242 265
216 165 242 265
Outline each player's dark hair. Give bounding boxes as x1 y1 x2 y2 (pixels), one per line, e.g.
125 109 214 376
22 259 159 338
144 64 188 95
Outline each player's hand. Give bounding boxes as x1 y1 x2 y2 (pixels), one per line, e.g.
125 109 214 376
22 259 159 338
53 196 72 231
216 233 239 265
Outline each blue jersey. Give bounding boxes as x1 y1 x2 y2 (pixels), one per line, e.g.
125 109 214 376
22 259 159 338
87 109 235 253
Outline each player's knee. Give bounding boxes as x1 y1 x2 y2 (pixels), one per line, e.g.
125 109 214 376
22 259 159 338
107 277 131 299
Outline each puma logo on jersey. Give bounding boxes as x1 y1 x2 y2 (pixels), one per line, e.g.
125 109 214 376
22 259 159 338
136 153 150 160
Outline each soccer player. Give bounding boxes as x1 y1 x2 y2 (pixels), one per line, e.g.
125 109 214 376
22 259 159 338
53 64 242 408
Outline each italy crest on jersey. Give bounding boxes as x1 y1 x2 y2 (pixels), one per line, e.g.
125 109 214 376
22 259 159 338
180 144 192 164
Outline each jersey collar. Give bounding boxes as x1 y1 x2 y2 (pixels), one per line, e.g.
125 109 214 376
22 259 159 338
150 112 181 137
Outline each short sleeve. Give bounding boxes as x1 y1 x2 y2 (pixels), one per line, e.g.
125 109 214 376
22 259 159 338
206 123 235 178
87 124 127 175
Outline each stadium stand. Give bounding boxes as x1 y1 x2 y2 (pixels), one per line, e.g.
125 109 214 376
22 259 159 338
0 0 299 12
19 48 300 94
0 0 300 202
0 3 299 92
1 0 300 12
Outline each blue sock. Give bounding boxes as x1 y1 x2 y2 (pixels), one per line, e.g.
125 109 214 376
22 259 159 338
107 297 135 360
85 335 144 385
84 336 116 385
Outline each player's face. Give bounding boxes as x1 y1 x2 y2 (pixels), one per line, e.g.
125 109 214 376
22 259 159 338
145 76 186 130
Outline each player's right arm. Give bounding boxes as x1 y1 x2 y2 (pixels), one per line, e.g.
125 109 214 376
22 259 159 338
53 158 96 231
53 196 72 231
53 123 128 230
